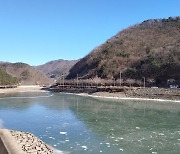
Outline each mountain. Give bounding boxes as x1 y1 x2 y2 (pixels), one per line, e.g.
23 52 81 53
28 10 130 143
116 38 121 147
0 66 18 85
35 59 79 78
67 17 180 86
0 62 52 85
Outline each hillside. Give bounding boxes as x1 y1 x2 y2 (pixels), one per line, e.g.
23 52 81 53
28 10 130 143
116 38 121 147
0 67 18 85
67 17 180 86
0 62 52 85
36 59 79 78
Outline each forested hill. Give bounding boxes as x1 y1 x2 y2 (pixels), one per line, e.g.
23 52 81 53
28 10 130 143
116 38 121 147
0 62 52 85
35 59 79 78
67 17 180 85
0 66 18 85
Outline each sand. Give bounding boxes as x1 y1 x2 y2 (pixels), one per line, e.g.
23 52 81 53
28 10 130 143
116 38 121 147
0 85 46 94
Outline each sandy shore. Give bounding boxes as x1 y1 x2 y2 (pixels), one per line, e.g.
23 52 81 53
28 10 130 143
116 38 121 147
0 85 46 94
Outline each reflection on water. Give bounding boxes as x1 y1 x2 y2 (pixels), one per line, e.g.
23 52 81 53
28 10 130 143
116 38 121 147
0 118 4 128
0 93 180 153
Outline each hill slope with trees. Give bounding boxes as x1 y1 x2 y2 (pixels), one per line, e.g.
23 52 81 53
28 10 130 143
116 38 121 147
35 59 78 78
0 66 18 85
0 62 52 85
67 17 180 86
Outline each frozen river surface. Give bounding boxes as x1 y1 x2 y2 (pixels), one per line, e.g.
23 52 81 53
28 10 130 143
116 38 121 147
0 92 180 153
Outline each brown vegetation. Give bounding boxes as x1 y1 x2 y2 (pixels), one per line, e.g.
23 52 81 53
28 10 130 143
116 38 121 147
67 17 180 87
0 62 52 85
35 59 79 78
0 66 18 85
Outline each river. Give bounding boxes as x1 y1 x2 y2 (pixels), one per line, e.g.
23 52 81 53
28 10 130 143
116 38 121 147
0 92 180 153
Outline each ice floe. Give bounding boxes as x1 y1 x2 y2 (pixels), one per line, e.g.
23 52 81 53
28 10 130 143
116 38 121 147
60 131 67 135
81 146 88 150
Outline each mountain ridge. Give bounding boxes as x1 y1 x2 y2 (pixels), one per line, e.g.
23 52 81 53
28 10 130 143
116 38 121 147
35 59 79 78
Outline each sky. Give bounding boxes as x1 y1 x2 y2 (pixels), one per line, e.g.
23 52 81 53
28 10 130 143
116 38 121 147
0 0 180 66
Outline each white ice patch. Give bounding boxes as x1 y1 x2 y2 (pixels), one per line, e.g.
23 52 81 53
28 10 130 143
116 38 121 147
49 137 55 140
59 141 66 144
53 149 66 154
60 131 67 135
81 146 88 150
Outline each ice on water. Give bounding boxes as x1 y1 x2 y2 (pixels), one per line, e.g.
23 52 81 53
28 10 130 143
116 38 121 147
60 131 67 135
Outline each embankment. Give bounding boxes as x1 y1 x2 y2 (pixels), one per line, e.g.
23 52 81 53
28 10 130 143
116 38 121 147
125 88 180 100
0 129 63 154
47 86 180 101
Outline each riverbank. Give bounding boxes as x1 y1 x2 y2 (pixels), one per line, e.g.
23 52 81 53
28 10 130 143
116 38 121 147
76 91 180 103
0 85 46 94
48 86 180 102
1 85 179 102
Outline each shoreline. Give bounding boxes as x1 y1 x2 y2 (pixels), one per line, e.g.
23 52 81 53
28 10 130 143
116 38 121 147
48 86 180 103
48 86 180 102
61 92 180 103
0 86 180 103
0 85 47 94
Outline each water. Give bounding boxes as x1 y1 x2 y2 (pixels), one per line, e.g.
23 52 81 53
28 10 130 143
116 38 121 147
0 92 180 153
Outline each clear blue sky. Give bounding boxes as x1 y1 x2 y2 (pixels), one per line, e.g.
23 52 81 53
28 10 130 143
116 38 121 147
0 0 180 65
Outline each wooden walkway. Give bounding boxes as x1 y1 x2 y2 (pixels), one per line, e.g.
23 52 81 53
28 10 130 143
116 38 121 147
50 84 127 93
